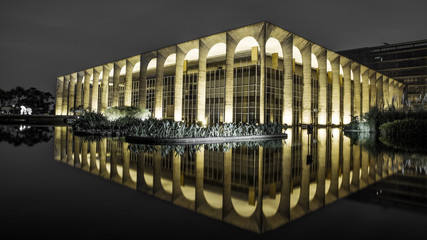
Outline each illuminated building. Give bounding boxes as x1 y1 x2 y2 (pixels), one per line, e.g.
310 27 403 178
339 39 426 109
55 21 405 125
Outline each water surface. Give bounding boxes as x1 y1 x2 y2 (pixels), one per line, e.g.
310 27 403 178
1 125 426 238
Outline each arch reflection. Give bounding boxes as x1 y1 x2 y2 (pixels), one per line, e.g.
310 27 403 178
55 126 413 233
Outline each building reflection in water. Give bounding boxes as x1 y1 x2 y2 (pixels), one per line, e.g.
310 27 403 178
54 126 409 233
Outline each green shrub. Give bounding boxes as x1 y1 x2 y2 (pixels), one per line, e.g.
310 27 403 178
104 106 150 121
379 118 427 138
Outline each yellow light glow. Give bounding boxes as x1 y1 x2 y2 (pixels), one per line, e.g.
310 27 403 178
266 37 283 58
235 36 259 53
292 46 302 64
147 58 157 70
311 53 318 68
207 43 226 58
119 66 126 75
133 61 140 73
327 59 332 72
164 54 176 66
185 48 199 61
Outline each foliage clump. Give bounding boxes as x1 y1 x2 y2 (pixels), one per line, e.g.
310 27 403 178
73 107 287 138
104 106 151 121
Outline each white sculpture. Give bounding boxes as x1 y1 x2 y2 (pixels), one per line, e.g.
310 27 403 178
20 105 26 115
20 106 32 115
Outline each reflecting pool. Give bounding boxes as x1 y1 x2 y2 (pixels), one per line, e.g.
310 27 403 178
52 126 427 233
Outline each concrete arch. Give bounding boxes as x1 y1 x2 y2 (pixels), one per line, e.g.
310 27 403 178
225 22 265 124
147 58 157 71
266 37 283 58
144 167 154 187
154 46 176 119
133 61 140 73
174 42 199 122
207 42 226 58
311 53 318 69
235 36 260 54
231 191 257 217
164 53 176 67
292 46 302 64
203 185 223 209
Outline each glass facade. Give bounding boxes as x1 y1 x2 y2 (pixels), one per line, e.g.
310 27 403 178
118 84 125 107
132 81 139 107
183 73 198 124
205 69 226 125
233 64 260 123
146 78 156 117
265 67 284 123
108 85 113 108
292 73 303 126
162 76 175 119
311 71 319 124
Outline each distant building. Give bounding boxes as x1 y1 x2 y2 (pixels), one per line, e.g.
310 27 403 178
55 21 405 125
339 39 427 109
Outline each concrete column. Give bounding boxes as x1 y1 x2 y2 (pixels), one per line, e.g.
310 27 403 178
326 128 339 204
376 73 383 109
280 129 292 221
124 60 134 106
54 127 62 161
99 138 109 180
155 52 166 119
352 64 361 118
351 143 360 192
259 32 266 124
225 33 237 123
90 142 98 175
311 128 326 211
317 49 327 125
195 147 205 210
60 127 67 162
360 146 369 189
83 69 92 109
383 76 389 107
369 71 376 108
361 67 369 114
55 77 64 115
282 35 293 125
399 83 404 108
342 61 351 124
139 54 153 110
92 67 101 112
61 75 70 115
66 128 73 165
112 62 122 108
68 73 76 115
301 43 312 125
73 136 80 167
389 79 395 107
81 141 89 172
75 72 83 108
100 64 111 113
394 81 400 107
197 39 208 123
297 130 310 217
174 47 184 121
339 133 350 198
330 55 340 125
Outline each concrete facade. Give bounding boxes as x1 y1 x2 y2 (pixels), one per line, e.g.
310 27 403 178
55 22 402 126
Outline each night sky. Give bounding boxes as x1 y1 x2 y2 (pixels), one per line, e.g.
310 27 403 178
1 0 426 95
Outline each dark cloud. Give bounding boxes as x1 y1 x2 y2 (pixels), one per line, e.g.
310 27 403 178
1 0 426 94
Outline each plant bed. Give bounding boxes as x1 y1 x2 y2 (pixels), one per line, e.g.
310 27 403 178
125 133 287 145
